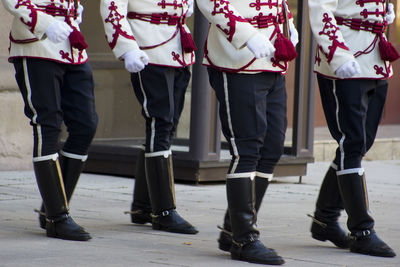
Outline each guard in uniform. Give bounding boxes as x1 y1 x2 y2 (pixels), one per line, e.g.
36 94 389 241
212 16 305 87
197 0 298 264
100 0 198 234
1 0 98 241
308 0 397 257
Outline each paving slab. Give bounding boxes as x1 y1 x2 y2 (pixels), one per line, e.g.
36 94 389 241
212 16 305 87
1 161 399 266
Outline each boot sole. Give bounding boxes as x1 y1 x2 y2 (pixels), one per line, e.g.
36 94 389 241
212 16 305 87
46 231 92 241
231 253 285 265
152 223 198 234
350 247 396 258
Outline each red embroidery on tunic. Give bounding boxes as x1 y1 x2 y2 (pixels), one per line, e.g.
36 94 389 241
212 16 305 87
104 1 136 49
356 0 384 7
172 51 184 66
249 0 278 11
360 8 384 18
271 57 287 70
60 50 73 63
158 0 182 9
211 0 248 42
374 64 390 77
15 0 38 33
318 13 349 63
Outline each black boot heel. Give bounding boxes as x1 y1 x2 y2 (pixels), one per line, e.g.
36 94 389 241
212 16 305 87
217 226 232 252
309 215 350 248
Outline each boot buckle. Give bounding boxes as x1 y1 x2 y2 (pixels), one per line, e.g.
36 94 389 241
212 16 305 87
161 210 170 217
350 229 373 240
361 230 371 236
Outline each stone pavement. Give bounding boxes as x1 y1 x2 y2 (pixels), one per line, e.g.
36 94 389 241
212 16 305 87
0 161 399 267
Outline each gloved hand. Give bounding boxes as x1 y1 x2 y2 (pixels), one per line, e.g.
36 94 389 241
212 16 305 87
45 21 73 43
385 3 395 25
76 4 84 25
122 49 149 73
246 33 276 59
187 0 194 18
335 60 361 79
289 21 299 47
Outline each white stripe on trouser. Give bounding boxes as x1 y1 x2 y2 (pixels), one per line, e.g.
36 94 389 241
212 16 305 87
145 149 171 158
138 72 156 152
255 171 273 181
222 73 239 174
337 168 364 176
226 172 256 180
333 81 346 170
330 162 338 170
33 153 58 162
60 150 88 162
23 59 43 157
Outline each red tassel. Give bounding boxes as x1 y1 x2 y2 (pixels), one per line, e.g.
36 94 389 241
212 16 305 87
179 26 197 53
69 28 88 51
273 32 297 62
379 37 400 62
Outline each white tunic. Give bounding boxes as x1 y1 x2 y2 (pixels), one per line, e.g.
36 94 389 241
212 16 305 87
100 0 195 68
196 0 295 74
1 0 87 64
308 0 394 79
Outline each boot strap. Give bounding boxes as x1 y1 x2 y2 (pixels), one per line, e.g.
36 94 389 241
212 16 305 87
151 210 171 218
350 229 375 240
46 213 69 224
307 214 327 228
232 233 259 248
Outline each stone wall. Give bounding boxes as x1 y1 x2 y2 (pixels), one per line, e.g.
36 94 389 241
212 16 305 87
0 8 32 170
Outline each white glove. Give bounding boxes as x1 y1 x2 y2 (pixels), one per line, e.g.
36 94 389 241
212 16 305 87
385 3 395 25
246 33 276 59
335 60 361 79
289 21 299 47
187 0 194 18
122 49 149 73
45 21 73 43
76 4 84 25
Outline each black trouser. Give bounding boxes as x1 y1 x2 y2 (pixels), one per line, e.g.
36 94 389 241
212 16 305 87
131 65 190 153
317 76 387 173
13 58 98 157
208 68 287 174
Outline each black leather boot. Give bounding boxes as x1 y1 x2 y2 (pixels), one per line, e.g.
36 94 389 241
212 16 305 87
310 165 350 248
37 153 87 229
130 149 152 224
338 172 395 257
34 155 91 241
145 151 198 234
227 174 284 265
218 176 270 252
